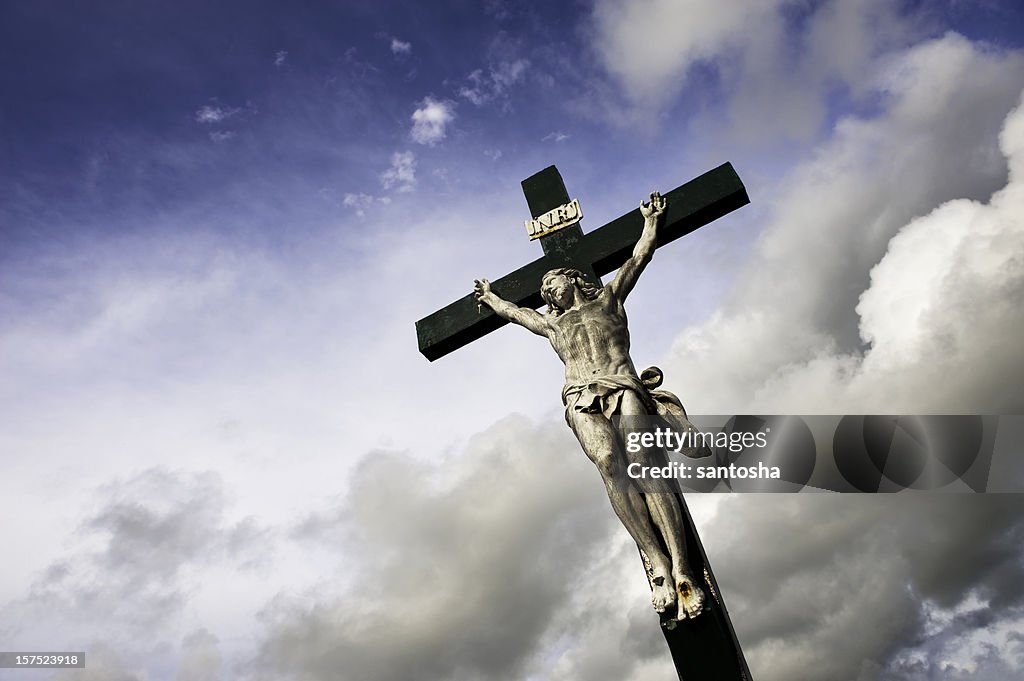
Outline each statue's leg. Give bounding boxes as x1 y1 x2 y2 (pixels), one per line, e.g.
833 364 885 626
566 409 678 614
619 391 706 620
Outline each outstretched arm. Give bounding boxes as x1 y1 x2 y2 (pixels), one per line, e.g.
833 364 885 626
609 192 666 301
474 278 550 337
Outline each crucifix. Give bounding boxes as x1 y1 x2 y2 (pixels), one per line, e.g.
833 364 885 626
415 163 752 681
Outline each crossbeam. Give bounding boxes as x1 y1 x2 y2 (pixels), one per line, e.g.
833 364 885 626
415 162 749 361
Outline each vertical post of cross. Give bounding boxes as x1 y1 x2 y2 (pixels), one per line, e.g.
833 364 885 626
520 166 601 288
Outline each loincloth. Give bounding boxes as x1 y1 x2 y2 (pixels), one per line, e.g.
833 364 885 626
562 373 656 419
561 367 710 459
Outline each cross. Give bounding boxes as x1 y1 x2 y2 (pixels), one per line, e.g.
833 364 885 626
415 164 754 681
415 162 748 361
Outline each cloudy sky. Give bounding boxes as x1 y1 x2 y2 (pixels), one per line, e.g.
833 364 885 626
2 1 1024 680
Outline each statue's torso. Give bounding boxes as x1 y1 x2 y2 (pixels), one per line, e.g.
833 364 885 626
549 287 637 383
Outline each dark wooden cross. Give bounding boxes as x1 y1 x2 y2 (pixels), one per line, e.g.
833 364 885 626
415 164 753 681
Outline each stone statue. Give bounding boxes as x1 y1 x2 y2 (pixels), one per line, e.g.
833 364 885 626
474 192 708 621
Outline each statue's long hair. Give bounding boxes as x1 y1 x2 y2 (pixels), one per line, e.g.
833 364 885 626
541 268 601 316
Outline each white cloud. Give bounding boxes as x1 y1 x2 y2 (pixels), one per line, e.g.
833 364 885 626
591 0 786 102
661 35 1024 414
274 50 288 67
379 151 417 192
589 0 918 139
390 37 412 55
542 131 569 143
194 105 241 124
208 130 235 143
490 58 528 89
410 97 455 145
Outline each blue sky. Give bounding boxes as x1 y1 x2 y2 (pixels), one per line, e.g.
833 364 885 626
2 2 1024 680
4 1 658 244
13 0 1021 254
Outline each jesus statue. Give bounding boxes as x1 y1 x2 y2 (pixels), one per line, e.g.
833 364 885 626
473 192 708 621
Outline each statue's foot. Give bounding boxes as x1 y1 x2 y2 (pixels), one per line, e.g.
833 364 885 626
650 572 677 615
675 572 706 621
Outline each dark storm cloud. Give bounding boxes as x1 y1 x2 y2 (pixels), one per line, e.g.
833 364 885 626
262 414 1024 681
257 415 648 681
708 494 1024 681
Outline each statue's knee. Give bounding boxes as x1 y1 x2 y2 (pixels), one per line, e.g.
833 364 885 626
591 450 619 478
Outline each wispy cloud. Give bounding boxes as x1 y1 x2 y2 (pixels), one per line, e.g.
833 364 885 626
274 50 288 67
379 151 417 192
410 97 455 145
342 192 392 217
194 104 241 124
541 131 569 143
459 59 529 106
209 130 236 143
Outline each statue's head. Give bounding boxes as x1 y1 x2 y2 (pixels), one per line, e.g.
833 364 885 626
540 268 601 314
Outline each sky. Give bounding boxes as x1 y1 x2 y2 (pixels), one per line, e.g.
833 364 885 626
1 1 1024 680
